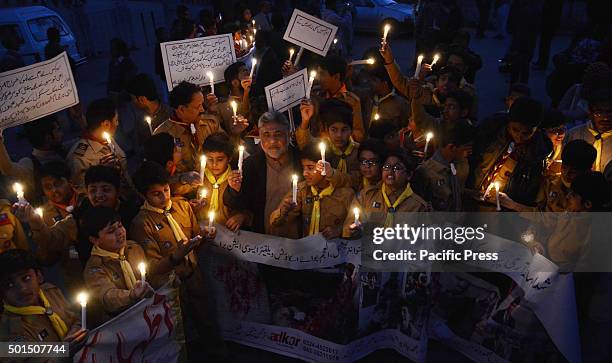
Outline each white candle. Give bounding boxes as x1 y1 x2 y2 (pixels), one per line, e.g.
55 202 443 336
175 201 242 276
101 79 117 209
206 71 214 94
77 292 88 330
414 54 424 78
431 53 440 66
249 58 257 79
349 58 375 66
494 181 501 211
423 132 433 155
353 207 359 224
319 142 326 176
292 174 298 204
138 262 146 282
238 145 245 174
253 28 256 37
102 132 115 154
249 35 253 44
35 207 43 219
230 100 238 116
12 183 25 203
200 155 206 184
288 48 295 62
145 116 153 134
382 24 391 44
482 182 494 201
306 70 316 99
294 47 304 66
208 210 215 229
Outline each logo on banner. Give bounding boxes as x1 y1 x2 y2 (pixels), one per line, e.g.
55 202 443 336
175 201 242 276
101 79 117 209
270 331 301 347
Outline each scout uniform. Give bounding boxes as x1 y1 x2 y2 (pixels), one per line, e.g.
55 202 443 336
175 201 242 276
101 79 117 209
535 176 571 212
0 283 80 342
0 200 29 253
412 152 469 211
153 115 222 174
343 182 428 236
83 242 146 322
310 85 366 142
270 181 355 238
363 89 410 131
66 133 133 198
198 167 244 225
565 121 612 172
544 144 562 177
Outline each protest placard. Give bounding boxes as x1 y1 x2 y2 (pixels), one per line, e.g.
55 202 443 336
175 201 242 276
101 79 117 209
160 34 236 91
0 52 79 129
264 68 307 113
283 9 338 56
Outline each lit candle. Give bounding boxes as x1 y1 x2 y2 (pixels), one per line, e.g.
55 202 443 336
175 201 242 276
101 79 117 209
253 28 256 37
102 132 115 154
249 58 257 79
208 210 215 229
373 113 380 121
319 142 326 176
423 132 433 155
200 155 206 184
77 292 88 330
431 53 440 66
382 24 391 44
230 99 238 116
145 116 153 134
292 174 298 204
294 47 304 66
349 58 375 66
353 207 360 225
333 38 338 45
206 71 214 94
481 182 494 201
12 183 25 203
138 262 146 282
35 207 43 219
252 19 255 28
494 181 501 211
414 54 424 78
288 48 295 63
238 145 245 174
249 35 253 44
200 188 208 200
306 70 316 99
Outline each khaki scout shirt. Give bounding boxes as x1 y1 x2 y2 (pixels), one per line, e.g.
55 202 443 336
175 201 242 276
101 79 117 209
0 283 80 343
270 181 355 238
412 153 469 211
153 116 222 173
197 178 240 226
0 200 29 253
66 136 132 197
310 85 366 142
83 242 146 316
535 176 570 212
342 183 428 237
362 90 410 131
129 198 200 289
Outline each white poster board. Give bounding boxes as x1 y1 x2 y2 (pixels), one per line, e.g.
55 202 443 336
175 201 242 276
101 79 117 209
264 68 307 113
0 52 79 129
160 33 236 91
283 9 338 56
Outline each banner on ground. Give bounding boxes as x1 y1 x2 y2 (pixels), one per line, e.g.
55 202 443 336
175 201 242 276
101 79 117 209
73 284 185 363
265 68 307 113
160 34 236 91
0 52 79 129
283 9 337 56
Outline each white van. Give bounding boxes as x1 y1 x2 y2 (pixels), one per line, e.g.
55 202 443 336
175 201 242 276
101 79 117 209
0 6 85 66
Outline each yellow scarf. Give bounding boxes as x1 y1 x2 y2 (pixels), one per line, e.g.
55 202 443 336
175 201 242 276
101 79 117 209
141 200 188 244
381 183 414 227
363 177 370 189
4 290 69 339
308 184 335 235
587 122 612 171
204 167 231 213
91 245 137 289
329 141 356 173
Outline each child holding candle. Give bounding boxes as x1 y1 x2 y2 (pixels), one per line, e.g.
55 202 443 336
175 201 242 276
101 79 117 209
0 249 87 345
218 62 252 140
82 207 153 323
0 194 29 253
269 142 354 239
365 66 410 130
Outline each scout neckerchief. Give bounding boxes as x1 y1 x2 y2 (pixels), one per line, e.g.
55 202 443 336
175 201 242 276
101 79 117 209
308 184 335 235
141 200 188 244
381 183 414 227
204 167 231 213
329 139 356 174
479 141 515 195
326 83 348 99
91 245 137 289
370 89 396 121
587 122 612 171
4 290 68 339
49 190 77 214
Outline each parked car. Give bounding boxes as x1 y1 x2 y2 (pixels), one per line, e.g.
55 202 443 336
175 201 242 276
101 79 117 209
352 0 415 35
0 6 86 66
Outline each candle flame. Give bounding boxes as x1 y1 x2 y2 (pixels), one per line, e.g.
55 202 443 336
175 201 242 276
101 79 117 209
77 291 88 306
353 207 359 216
35 207 43 218
289 48 294 56
319 142 326 152
417 54 424 61
239 145 245 152
309 70 317 80
200 188 208 199
374 113 380 120
292 174 298 183
333 38 338 44
138 262 146 276
12 182 23 194
426 132 434 141
206 71 213 80
431 54 440 65
494 181 500 191
200 154 206 165
102 132 111 143
145 116 151 124
252 58 257 66
384 24 391 33
208 210 215 223
230 100 238 113
367 58 375 64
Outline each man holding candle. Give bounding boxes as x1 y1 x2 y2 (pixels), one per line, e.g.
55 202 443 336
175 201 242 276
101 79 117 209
218 62 252 140
269 141 354 239
67 98 134 199
82 207 153 324
0 249 87 347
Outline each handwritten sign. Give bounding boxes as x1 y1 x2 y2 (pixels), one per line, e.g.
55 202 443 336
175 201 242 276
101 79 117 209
0 52 79 129
264 68 307 112
283 9 337 56
160 33 236 91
